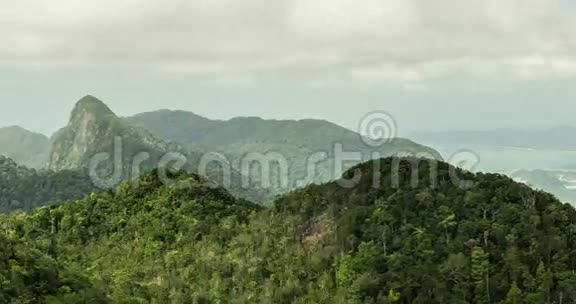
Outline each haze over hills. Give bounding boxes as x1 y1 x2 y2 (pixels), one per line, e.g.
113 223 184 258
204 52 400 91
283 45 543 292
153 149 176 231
0 126 50 168
0 96 265 211
410 127 576 206
45 95 270 203
511 169 576 205
4 95 576 209
2 157 576 303
127 110 440 156
3 0 576 302
0 95 444 206
0 96 575 303
0 96 178 213
126 109 442 191
0 156 97 213
411 127 576 151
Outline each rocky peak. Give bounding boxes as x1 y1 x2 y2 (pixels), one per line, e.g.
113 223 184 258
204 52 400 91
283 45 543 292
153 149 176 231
70 95 116 125
48 95 123 171
48 96 170 172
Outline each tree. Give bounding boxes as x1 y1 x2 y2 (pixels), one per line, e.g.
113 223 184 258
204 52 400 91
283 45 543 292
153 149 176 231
502 281 522 304
471 246 490 304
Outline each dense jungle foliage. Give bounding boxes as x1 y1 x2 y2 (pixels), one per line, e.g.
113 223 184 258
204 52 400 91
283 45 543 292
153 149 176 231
0 156 97 214
1 158 576 303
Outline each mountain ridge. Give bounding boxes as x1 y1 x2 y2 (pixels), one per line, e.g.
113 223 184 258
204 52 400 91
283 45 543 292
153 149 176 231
126 109 433 151
125 109 443 196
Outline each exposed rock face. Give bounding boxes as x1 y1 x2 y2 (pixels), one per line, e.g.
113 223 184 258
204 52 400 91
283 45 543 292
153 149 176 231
0 126 50 168
47 95 171 173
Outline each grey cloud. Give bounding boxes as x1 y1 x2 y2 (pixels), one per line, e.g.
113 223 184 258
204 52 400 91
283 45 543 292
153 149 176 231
1 0 576 84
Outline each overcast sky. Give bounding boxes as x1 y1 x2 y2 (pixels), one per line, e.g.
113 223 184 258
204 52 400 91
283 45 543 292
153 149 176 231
1 0 576 135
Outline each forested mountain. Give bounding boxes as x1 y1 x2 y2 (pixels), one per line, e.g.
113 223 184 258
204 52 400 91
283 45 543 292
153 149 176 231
0 126 50 168
126 110 442 192
126 110 441 158
0 170 260 303
2 157 575 303
0 156 97 213
0 96 441 204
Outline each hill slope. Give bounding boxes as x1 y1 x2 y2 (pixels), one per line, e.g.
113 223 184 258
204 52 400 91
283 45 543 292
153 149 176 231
0 126 50 168
2 158 575 303
0 170 259 303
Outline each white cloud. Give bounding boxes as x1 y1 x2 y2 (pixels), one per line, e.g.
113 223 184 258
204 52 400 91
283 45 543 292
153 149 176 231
0 0 575 84
484 0 558 30
287 0 418 39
